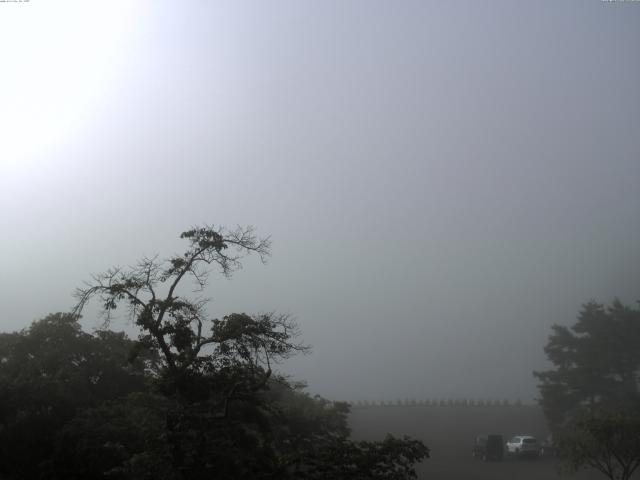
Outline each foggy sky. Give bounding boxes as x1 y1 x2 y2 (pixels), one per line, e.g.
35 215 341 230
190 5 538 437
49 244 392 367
1 1 639 403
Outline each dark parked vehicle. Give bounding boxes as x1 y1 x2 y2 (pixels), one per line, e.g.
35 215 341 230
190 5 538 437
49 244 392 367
472 434 504 461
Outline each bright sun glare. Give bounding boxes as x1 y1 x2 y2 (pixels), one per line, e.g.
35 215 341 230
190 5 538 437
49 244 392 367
0 1 135 171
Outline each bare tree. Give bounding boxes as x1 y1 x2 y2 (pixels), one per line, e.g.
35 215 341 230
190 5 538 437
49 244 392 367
73 224 308 404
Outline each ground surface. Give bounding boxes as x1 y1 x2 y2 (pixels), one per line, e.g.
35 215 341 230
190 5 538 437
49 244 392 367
349 404 608 480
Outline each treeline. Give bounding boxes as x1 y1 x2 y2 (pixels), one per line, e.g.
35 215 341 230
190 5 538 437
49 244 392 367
0 312 429 480
0 226 429 480
351 398 525 408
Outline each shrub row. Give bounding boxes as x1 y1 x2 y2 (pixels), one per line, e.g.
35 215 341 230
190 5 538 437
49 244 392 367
349 398 525 408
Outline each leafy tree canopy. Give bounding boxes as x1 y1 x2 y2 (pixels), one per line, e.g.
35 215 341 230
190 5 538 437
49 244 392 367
1 225 429 479
535 299 640 480
534 299 640 430
0 313 151 479
559 409 640 480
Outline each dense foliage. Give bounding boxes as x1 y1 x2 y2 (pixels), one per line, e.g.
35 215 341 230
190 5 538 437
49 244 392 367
534 299 640 480
559 409 640 480
0 225 428 479
0 313 153 478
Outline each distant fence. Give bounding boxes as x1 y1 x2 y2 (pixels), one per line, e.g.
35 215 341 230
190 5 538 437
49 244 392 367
348 398 526 408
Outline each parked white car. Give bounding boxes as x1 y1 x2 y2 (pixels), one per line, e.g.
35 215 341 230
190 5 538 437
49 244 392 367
505 435 539 457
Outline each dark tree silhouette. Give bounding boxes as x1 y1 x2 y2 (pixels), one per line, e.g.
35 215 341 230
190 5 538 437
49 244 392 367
559 409 640 480
73 225 308 404
59 224 429 479
0 313 152 479
534 299 640 480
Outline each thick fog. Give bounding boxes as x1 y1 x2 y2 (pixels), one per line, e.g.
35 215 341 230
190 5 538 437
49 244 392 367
1 1 639 404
